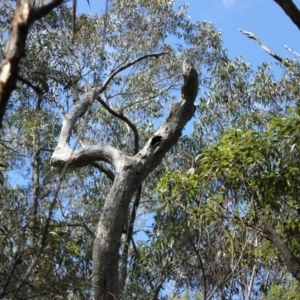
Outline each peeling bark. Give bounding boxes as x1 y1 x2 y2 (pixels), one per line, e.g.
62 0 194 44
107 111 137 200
51 59 198 299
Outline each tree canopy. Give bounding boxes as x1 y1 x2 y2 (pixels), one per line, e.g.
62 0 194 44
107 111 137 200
1 0 300 299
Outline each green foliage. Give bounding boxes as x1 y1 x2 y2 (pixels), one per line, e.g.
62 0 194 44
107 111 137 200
1 0 300 298
154 103 300 296
265 276 300 300
153 31 300 299
0 0 229 298
174 292 204 300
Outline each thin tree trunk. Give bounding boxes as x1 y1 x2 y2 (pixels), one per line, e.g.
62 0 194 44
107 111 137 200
29 97 42 245
260 218 300 282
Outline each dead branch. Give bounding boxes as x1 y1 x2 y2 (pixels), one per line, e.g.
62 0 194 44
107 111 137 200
238 29 283 63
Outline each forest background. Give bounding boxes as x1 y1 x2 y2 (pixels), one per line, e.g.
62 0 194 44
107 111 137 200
1 0 300 299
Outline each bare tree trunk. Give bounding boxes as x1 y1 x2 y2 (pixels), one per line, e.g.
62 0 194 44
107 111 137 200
92 164 142 299
51 58 198 300
118 186 142 292
93 60 198 300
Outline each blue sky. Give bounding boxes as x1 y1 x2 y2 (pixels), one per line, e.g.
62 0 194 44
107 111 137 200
78 0 300 69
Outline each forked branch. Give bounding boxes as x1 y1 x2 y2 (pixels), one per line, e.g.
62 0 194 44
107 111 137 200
97 97 140 154
51 53 169 169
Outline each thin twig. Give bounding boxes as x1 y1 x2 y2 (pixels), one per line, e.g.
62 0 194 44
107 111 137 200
96 96 139 154
285 44 300 57
17 75 43 95
97 52 168 95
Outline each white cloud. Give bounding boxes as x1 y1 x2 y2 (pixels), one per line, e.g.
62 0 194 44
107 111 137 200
222 0 252 10
222 0 236 8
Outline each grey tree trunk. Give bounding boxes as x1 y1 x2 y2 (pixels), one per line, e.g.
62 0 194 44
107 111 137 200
51 58 198 300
